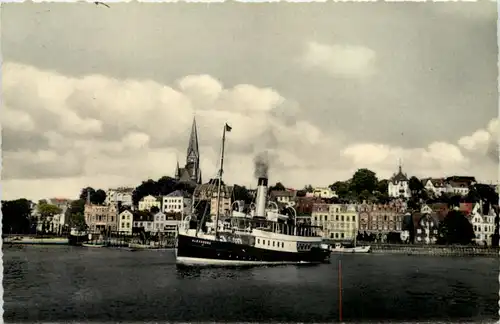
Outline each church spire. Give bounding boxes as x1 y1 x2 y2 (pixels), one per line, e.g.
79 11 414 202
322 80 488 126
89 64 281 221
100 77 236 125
186 117 200 163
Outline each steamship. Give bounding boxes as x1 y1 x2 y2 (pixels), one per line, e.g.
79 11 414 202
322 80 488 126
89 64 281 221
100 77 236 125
175 123 330 266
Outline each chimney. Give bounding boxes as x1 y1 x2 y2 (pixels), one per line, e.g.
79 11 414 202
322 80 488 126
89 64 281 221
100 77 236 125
255 177 268 217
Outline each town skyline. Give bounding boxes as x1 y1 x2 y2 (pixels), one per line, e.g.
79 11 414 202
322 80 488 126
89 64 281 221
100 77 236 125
2 1 497 201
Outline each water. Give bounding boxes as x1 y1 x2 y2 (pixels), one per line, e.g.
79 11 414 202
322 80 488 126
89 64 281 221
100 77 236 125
3 245 498 322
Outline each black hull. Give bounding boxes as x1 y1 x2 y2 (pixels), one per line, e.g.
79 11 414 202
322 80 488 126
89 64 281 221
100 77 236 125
176 234 330 266
68 234 89 246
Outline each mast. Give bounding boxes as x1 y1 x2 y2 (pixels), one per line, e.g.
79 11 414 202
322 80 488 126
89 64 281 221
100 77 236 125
213 123 230 239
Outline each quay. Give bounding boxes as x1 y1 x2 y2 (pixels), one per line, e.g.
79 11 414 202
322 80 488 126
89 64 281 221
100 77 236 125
370 243 499 257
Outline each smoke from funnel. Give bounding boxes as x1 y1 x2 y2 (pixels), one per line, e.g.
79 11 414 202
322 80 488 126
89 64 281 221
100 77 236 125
253 151 269 179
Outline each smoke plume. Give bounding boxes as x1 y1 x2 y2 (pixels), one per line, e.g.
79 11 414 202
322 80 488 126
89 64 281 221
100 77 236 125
253 151 269 179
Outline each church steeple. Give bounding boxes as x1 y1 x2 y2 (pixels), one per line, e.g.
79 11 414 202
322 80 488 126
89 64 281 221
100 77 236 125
186 117 200 164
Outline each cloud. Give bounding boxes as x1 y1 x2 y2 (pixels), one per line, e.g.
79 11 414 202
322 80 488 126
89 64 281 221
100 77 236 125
300 41 376 78
341 118 499 181
2 62 345 200
2 61 497 202
458 117 499 163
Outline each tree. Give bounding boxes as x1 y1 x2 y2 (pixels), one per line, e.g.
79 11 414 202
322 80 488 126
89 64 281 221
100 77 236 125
269 182 286 191
151 206 160 214
2 199 32 234
304 185 314 193
233 185 253 204
409 176 424 196
376 179 389 195
350 168 378 195
437 210 475 245
329 181 350 198
38 202 62 219
93 189 107 204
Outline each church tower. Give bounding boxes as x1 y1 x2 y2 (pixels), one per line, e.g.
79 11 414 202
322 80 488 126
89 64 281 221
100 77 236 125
174 117 202 184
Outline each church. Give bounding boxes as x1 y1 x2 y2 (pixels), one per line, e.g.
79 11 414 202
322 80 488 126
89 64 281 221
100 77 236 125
174 117 203 185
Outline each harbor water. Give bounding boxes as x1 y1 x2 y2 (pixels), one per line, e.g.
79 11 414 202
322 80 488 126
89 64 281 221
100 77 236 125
3 245 498 322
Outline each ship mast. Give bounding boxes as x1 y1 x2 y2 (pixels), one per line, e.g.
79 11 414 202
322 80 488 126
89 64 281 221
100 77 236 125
213 123 231 239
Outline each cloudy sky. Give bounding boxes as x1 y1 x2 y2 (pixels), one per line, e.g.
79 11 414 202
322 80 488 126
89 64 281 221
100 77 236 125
2 1 498 201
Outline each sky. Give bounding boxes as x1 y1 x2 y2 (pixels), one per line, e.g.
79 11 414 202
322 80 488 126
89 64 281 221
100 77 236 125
2 1 498 202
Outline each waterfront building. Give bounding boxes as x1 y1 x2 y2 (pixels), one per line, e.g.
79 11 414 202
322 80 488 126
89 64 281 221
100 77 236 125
470 202 495 246
388 164 411 199
118 210 133 235
138 195 161 212
132 211 154 232
358 201 404 236
153 211 181 234
106 187 134 207
174 117 202 185
84 203 118 233
412 205 440 244
311 203 358 240
161 190 192 217
210 190 232 218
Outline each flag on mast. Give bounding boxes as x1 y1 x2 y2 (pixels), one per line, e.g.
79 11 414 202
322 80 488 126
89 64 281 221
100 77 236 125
225 123 232 132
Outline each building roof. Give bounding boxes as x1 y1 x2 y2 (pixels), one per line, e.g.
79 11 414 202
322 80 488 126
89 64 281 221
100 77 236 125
166 190 191 198
422 178 446 188
390 165 408 183
269 190 295 198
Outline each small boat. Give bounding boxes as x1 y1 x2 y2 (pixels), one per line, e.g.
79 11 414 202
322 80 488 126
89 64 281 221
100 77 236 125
82 242 105 248
330 242 371 253
4 236 69 245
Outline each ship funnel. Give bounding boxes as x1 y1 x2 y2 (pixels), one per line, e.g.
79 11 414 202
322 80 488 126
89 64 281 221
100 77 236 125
255 177 268 217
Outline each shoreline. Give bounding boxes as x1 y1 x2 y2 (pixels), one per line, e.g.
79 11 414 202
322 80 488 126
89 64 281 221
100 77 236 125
368 244 499 257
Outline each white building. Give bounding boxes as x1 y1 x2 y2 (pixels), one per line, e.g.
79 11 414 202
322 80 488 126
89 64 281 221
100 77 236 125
269 190 296 207
138 195 161 212
388 165 411 198
470 203 495 246
312 187 338 199
422 178 447 197
445 176 476 196
118 210 133 235
106 187 134 207
311 203 358 240
153 211 181 233
161 190 192 216
132 213 154 232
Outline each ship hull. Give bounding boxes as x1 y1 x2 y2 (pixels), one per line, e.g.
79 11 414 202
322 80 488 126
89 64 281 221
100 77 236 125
176 233 330 266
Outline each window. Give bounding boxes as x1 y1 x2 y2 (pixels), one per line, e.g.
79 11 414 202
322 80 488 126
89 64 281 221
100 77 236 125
273 241 275 247
346 216 350 222
122 215 125 220
281 242 284 248
417 229 422 234
336 215 339 221
335 233 339 238
341 215 344 221
263 239 265 245
341 233 344 238
384 216 387 221
352 216 356 222
126 222 130 228
268 240 270 246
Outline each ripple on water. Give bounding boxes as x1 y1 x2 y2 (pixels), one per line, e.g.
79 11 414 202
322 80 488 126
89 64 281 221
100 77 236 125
3 246 498 322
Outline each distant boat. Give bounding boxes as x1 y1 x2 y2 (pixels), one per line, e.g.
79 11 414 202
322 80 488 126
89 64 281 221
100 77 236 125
330 243 371 253
329 229 371 254
4 236 69 245
82 242 105 248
